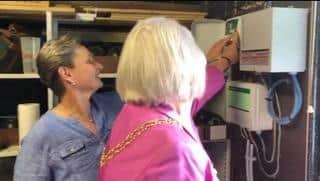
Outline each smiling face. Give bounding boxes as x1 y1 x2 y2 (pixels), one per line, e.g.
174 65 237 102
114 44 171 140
69 45 103 93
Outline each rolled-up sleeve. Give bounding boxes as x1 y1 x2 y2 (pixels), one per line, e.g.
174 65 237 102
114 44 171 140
92 91 123 119
91 91 123 141
14 139 51 181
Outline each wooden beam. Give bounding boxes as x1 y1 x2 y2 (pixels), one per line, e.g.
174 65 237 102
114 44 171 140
0 2 206 23
0 4 75 16
83 7 207 22
83 7 207 16
51 1 206 12
0 1 49 7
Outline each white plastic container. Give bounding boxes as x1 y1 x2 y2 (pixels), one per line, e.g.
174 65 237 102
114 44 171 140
240 8 308 72
17 103 40 144
20 37 40 73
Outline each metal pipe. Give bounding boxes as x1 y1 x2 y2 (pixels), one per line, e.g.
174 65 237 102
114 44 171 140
306 1 319 181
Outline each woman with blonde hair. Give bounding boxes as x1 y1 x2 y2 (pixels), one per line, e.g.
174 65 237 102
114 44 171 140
98 17 239 180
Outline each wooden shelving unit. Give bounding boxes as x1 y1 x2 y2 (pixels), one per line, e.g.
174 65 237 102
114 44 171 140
0 74 39 79
0 145 19 158
0 3 233 181
0 73 116 79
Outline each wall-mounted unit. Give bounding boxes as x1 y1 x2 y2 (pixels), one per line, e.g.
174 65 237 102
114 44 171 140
226 81 273 131
240 8 308 72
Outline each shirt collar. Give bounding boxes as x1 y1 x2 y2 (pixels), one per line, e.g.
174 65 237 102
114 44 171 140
153 104 200 142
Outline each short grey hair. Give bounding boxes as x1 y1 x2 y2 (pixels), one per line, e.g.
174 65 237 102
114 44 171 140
36 34 80 97
116 17 206 106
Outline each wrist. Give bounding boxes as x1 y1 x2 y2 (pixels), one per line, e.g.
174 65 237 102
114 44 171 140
220 56 232 66
207 56 231 72
208 55 231 66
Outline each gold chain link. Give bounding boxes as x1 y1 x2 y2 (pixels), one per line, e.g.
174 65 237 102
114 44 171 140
100 119 177 167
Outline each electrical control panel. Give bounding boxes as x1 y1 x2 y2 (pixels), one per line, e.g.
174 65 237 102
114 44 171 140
191 7 307 130
240 8 308 72
226 81 273 131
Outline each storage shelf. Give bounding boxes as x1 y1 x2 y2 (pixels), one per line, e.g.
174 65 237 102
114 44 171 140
0 73 116 79
0 74 39 79
202 139 228 143
100 73 117 78
0 145 19 158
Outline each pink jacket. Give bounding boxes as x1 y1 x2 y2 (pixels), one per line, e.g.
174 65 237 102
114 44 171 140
98 66 225 181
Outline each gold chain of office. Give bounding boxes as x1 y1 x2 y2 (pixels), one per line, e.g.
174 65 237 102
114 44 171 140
100 118 178 167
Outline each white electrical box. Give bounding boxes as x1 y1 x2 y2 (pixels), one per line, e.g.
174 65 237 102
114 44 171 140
240 8 308 72
192 19 226 54
226 81 273 131
192 17 241 54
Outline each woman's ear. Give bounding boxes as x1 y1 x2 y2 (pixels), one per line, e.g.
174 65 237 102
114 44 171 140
57 66 76 86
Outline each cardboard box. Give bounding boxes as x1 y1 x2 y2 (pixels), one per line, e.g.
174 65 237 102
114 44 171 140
95 56 119 73
0 128 18 149
20 37 40 73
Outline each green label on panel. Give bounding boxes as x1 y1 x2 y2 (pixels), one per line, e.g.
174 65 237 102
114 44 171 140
228 86 251 112
225 19 238 35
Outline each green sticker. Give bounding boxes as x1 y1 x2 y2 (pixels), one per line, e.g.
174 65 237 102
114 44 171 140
228 86 251 112
225 19 238 35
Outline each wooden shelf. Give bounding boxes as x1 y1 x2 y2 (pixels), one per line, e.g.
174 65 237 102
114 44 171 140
0 145 19 158
0 73 116 79
202 139 228 143
100 73 117 78
52 1 207 12
0 74 39 79
0 2 207 22
0 3 75 16
82 7 207 23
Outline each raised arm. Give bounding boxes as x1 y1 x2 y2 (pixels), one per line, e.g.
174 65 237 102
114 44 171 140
191 32 239 116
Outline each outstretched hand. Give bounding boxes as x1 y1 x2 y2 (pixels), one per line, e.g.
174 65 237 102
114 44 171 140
206 31 239 65
222 32 239 65
206 37 230 63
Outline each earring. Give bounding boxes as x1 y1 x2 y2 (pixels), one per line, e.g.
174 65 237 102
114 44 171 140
68 80 77 86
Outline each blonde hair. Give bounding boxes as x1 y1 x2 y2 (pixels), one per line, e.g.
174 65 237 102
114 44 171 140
116 17 206 106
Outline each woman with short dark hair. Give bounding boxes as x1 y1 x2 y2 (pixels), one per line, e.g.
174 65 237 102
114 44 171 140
14 34 123 181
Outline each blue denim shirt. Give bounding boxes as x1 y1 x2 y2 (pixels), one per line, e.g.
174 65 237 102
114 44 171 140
14 91 122 181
